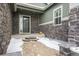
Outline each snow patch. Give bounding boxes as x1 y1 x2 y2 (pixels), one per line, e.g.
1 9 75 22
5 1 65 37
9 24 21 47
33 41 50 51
7 38 23 53
38 37 60 51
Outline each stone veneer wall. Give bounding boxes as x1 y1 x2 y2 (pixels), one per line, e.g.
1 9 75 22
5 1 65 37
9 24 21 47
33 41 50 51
39 20 69 41
68 6 79 44
12 12 19 34
0 4 12 54
31 15 39 33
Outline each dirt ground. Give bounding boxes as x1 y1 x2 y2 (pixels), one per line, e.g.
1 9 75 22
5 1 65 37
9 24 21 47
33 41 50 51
22 41 61 56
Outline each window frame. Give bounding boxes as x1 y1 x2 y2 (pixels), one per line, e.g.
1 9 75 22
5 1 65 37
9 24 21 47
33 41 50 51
53 6 63 26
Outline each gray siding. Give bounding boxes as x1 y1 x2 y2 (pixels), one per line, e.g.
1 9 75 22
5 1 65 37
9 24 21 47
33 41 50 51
39 3 69 24
63 4 69 17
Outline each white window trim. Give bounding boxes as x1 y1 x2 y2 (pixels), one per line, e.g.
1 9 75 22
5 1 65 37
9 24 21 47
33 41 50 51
39 21 53 26
19 15 31 34
53 6 63 26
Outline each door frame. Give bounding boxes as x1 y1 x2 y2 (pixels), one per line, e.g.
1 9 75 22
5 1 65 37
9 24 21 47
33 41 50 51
19 14 31 34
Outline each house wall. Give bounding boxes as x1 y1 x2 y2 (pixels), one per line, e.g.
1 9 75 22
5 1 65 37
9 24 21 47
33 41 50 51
39 3 69 41
12 12 40 34
12 12 19 34
39 3 69 24
0 4 12 54
39 20 69 41
31 15 40 33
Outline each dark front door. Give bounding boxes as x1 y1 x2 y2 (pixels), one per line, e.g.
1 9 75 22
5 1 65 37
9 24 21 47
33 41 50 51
23 16 29 33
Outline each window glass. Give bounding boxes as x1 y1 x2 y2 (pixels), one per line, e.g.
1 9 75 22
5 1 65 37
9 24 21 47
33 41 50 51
55 11 58 17
58 17 61 24
55 18 58 24
58 8 61 16
54 7 62 25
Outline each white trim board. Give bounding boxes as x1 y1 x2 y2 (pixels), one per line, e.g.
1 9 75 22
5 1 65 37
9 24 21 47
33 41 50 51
39 21 53 26
16 3 53 11
62 16 69 21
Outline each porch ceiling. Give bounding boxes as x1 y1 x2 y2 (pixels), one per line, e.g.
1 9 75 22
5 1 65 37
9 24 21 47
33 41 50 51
14 3 53 13
17 8 43 15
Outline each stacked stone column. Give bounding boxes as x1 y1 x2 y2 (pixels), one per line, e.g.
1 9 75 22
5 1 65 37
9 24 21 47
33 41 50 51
0 4 12 54
68 6 79 44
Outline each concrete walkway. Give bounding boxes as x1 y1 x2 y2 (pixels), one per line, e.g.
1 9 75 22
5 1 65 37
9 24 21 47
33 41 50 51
5 34 61 56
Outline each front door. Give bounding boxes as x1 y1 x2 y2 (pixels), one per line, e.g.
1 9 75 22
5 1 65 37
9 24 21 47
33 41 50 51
19 15 31 34
23 16 29 33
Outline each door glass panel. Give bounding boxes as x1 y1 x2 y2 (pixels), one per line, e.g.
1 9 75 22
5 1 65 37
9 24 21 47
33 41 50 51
23 16 29 33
